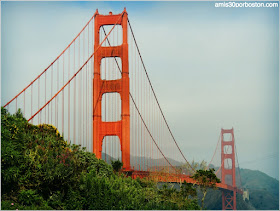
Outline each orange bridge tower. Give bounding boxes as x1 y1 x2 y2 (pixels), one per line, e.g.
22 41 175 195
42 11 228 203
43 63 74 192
221 128 237 210
93 9 131 170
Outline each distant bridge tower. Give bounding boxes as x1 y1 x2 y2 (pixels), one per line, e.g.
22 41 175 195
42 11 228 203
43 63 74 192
221 128 237 210
93 9 131 170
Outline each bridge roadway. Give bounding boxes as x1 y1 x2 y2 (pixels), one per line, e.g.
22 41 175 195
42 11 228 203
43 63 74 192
123 170 243 194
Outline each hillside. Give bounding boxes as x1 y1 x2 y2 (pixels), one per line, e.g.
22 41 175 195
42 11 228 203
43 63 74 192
240 168 279 197
240 168 279 210
203 168 279 210
102 153 184 170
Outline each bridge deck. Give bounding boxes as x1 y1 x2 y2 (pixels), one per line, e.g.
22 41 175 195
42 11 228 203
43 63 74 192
124 170 243 194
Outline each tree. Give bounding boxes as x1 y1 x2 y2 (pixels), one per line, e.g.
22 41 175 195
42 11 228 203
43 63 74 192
182 160 207 176
111 160 123 172
180 180 197 200
191 168 221 210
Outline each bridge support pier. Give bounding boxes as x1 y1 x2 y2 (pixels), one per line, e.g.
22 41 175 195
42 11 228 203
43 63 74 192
221 128 237 210
222 189 237 210
93 9 131 170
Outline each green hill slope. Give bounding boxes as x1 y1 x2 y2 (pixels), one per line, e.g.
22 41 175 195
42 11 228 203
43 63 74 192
240 168 279 210
240 168 279 197
202 168 279 210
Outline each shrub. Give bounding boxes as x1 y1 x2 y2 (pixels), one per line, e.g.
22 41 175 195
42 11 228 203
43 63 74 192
1 107 200 210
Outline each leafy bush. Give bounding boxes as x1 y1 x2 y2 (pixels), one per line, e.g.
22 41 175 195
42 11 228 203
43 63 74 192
1 107 200 210
111 159 123 172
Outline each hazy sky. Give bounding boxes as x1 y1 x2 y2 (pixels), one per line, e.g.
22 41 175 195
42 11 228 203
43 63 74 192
1 1 279 179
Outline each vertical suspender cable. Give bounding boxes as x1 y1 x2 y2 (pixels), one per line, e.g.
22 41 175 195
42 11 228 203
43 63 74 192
31 84 33 124
62 53 65 135
56 60 59 127
45 72 46 123
86 25 88 150
48 96 49 124
104 31 107 162
79 36 81 146
24 91 25 117
137 47 140 170
68 47 71 143
140 63 143 170
74 41 76 144
83 29 85 147
38 78 40 124
91 19 94 152
51 65 53 124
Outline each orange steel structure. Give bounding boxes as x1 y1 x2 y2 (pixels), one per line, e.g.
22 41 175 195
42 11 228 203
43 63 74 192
93 9 131 170
221 128 237 210
130 170 242 194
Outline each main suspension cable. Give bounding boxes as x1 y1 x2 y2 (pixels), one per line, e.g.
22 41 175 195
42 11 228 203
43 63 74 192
28 12 124 122
4 11 98 108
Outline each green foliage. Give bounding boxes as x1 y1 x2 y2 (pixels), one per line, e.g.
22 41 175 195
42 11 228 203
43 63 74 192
18 189 43 206
180 181 197 200
182 160 207 175
111 159 123 172
1 107 200 210
191 168 220 209
192 168 221 187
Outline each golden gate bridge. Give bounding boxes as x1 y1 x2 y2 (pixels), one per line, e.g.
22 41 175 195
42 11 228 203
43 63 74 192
3 8 243 210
